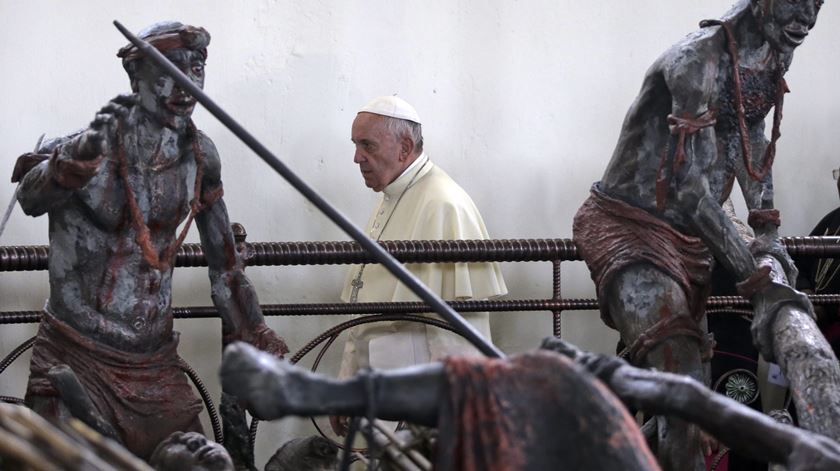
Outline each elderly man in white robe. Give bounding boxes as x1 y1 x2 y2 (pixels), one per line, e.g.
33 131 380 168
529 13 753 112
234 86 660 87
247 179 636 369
336 95 507 383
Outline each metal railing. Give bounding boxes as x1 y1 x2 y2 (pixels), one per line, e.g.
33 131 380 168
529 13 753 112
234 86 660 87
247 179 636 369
3 230 840 334
4 228 840 445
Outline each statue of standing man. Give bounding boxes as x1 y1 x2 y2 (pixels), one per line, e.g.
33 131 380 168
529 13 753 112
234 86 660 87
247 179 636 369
12 21 288 459
573 1 822 469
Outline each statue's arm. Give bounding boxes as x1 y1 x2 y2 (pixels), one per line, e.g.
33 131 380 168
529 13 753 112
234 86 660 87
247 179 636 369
17 95 134 216
541 337 840 471
736 121 800 283
664 53 755 281
16 135 103 216
738 120 775 213
195 136 288 357
16 158 74 217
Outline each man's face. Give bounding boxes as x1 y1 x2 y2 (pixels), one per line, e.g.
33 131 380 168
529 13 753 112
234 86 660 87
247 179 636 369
150 432 233 471
755 0 822 53
351 113 408 192
134 49 205 130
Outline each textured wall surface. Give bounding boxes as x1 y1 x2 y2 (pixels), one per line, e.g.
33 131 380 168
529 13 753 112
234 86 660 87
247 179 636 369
1 0 838 466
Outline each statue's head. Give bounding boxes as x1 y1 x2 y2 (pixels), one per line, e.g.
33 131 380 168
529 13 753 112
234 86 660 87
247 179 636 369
117 21 210 130
148 431 233 471
750 0 822 53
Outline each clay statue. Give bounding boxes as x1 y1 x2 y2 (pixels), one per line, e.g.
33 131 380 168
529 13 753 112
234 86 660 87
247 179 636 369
571 1 830 468
222 342 658 470
12 21 288 459
221 340 840 471
149 431 234 471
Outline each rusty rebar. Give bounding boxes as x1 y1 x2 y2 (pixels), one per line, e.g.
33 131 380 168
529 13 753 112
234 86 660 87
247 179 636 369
552 260 562 337
0 239 579 272
5 295 840 325
4 237 838 273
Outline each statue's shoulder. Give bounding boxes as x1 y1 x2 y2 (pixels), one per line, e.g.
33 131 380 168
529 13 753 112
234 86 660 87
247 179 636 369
658 26 725 72
653 26 727 99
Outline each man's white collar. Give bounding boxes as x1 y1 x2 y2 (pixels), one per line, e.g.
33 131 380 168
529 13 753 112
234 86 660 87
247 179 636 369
383 153 430 198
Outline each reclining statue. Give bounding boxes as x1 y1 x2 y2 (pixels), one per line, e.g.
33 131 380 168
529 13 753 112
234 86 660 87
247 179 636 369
221 340 840 471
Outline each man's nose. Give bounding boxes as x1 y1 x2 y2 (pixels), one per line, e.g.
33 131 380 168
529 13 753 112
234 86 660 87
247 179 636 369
353 149 365 163
801 1 819 28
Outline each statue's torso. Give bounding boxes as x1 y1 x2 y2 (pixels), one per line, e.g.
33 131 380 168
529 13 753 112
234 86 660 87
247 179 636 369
48 125 198 352
599 30 784 235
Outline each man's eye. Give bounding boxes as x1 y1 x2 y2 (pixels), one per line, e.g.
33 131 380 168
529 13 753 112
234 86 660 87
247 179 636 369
191 65 204 75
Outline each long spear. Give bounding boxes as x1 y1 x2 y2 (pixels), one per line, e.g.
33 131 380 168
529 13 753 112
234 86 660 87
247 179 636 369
113 20 504 359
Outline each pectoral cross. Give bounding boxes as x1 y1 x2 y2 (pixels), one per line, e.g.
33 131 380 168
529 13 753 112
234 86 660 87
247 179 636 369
349 269 365 303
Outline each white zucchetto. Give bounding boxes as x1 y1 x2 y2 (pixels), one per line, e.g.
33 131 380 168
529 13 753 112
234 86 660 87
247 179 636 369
358 96 421 124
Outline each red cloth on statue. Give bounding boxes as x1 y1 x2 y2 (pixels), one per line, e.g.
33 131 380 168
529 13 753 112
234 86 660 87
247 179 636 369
25 311 203 459
573 185 713 328
435 351 660 471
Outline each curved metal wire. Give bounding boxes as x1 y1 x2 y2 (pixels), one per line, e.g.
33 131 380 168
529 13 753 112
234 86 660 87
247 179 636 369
0 336 35 376
177 357 224 444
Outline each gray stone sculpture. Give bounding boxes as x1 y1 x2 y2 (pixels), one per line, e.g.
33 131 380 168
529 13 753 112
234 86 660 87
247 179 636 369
12 21 288 460
571 1 831 468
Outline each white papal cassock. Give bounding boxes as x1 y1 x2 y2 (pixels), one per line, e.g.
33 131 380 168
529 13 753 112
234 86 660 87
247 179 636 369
338 153 507 378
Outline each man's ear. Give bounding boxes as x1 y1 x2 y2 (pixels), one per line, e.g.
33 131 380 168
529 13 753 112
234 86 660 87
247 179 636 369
399 136 415 161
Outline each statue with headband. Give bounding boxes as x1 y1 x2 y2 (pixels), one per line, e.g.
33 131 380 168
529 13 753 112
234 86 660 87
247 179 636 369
571 1 831 469
11 21 288 460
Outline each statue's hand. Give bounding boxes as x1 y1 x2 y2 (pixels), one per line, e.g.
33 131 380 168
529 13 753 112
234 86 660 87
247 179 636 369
750 279 814 362
749 234 798 285
49 95 138 189
239 322 290 359
255 327 291 358
75 94 138 160
222 320 290 358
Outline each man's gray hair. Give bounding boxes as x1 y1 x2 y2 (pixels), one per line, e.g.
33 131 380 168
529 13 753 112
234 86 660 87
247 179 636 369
384 116 424 154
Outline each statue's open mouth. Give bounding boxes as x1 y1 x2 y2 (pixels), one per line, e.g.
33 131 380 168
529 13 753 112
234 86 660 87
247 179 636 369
196 443 227 464
783 25 809 46
166 96 197 116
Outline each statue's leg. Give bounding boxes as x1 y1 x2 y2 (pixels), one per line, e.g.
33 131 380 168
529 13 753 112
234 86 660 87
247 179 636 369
26 395 73 422
45 365 120 441
605 264 706 471
221 343 444 426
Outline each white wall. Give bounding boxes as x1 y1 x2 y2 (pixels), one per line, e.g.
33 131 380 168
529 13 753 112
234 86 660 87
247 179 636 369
1 0 838 466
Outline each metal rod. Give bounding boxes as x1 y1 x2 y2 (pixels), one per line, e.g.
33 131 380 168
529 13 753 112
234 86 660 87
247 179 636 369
6 293 840 325
5 236 837 273
112 21 503 359
552 260 562 337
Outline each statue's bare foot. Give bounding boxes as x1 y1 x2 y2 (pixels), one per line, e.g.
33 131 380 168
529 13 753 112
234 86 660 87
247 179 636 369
220 342 318 420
